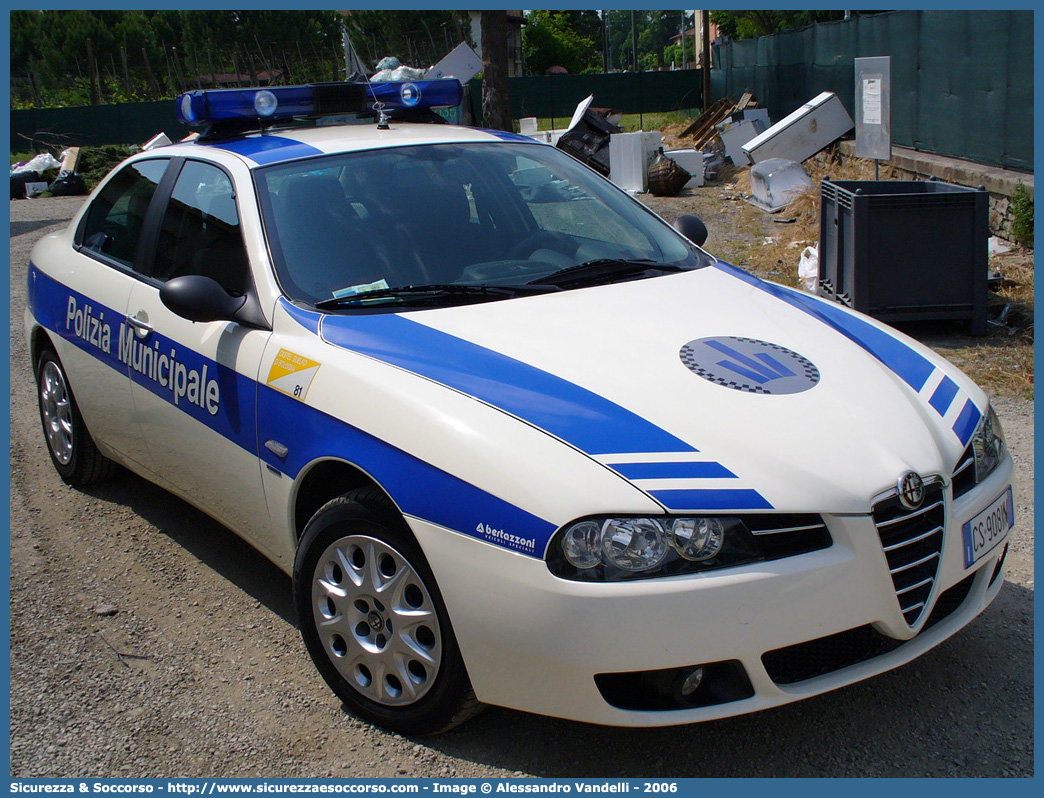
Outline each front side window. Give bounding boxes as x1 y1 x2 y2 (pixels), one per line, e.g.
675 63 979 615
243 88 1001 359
153 161 250 295
81 159 169 269
255 142 709 309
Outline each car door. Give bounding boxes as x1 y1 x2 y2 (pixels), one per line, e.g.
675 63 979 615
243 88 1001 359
39 157 171 467
124 157 272 539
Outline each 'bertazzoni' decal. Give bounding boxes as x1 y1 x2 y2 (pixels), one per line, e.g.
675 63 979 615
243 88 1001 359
475 523 537 556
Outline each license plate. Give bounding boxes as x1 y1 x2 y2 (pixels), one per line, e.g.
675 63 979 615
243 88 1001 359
962 487 1014 568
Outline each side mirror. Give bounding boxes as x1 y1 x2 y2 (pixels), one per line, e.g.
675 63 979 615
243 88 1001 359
673 214 708 247
160 275 246 323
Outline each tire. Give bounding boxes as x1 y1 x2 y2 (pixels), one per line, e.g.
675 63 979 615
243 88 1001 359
294 487 482 735
35 347 117 486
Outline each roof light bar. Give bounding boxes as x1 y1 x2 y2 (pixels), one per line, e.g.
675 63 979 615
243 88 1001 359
176 80 463 130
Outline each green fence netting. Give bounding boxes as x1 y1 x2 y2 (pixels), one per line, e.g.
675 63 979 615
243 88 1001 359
712 10 1032 171
12 11 1032 171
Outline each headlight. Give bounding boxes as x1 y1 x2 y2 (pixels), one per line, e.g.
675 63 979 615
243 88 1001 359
548 514 833 582
561 520 602 569
548 515 747 581
972 404 1006 483
601 518 670 571
670 517 725 561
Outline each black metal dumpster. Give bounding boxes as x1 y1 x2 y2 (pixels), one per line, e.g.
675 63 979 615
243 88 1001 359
817 179 989 335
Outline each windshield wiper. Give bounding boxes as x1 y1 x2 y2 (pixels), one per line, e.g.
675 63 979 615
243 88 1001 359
524 259 686 288
314 282 558 309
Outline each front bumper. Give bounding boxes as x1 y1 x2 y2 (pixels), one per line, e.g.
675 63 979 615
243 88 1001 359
409 455 1013 726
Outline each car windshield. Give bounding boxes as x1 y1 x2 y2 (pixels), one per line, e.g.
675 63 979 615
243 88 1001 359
255 140 711 309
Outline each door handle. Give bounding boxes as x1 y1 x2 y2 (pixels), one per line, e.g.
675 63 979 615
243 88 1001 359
126 313 153 336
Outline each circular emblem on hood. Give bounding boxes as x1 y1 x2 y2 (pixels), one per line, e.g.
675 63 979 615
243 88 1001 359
898 471 925 510
679 336 820 395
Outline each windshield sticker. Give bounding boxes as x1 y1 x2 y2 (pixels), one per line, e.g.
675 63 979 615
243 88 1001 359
266 349 321 400
332 278 390 299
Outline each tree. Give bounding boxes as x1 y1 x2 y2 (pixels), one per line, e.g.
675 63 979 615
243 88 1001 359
480 10 511 131
637 10 679 70
710 10 848 40
521 10 599 75
10 10 346 107
343 10 470 71
601 10 683 72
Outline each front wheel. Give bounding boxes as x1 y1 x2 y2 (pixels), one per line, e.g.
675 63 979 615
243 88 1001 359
294 487 481 735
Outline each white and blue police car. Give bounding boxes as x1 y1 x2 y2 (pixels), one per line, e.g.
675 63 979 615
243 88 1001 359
25 80 1013 735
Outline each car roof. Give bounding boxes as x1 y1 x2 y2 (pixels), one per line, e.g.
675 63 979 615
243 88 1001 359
155 122 544 169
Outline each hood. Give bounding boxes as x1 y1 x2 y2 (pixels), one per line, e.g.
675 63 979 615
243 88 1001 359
308 265 984 514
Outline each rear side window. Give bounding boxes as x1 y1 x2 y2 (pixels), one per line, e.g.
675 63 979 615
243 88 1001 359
81 159 168 269
153 161 250 295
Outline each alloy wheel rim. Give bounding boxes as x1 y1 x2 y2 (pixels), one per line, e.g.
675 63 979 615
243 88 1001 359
312 534 442 706
40 361 74 465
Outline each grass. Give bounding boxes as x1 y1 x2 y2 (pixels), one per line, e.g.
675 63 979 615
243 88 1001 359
526 109 698 133
618 109 698 133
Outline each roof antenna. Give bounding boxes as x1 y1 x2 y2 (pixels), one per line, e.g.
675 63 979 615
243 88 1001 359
342 25 389 130
376 103 390 130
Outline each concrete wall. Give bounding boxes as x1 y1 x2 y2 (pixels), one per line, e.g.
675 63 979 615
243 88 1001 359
837 141 1033 241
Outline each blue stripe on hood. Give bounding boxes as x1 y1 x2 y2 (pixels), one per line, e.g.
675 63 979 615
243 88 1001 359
318 311 696 458
713 260 937 392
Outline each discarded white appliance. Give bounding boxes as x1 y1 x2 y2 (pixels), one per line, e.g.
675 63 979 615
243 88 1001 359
424 42 483 84
609 131 663 193
742 92 854 164
717 109 770 165
746 158 814 213
142 132 171 151
664 149 705 188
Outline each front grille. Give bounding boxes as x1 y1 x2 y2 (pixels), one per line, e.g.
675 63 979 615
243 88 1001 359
952 446 976 499
762 572 977 685
745 514 832 559
873 484 945 626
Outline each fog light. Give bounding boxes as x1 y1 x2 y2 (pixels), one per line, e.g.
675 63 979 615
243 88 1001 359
680 667 704 696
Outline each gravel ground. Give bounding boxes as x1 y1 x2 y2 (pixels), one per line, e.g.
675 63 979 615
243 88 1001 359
9 195 1034 778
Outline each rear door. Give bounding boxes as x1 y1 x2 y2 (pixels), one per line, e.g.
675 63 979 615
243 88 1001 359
35 158 170 466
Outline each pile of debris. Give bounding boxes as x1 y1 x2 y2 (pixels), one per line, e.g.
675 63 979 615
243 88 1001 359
676 92 761 150
10 147 87 199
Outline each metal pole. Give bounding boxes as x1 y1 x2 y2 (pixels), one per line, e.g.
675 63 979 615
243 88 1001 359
701 10 711 111
631 10 642 128
630 9 637 71
681 12 686 70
